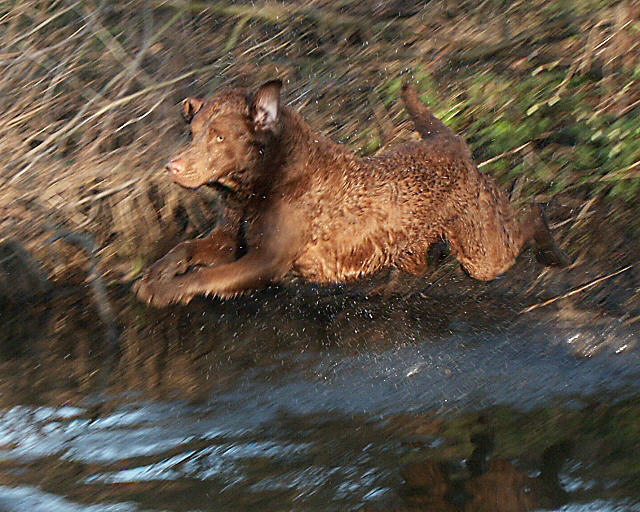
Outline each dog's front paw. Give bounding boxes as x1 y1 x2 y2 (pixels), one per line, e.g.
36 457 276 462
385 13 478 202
145 246 191 283
133 276 193 307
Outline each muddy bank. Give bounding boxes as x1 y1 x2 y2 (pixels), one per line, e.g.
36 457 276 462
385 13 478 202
1 237 639 409
4 198 639 373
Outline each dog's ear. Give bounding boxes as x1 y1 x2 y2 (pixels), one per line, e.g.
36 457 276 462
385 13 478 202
182 98 203 123
250 79 282 133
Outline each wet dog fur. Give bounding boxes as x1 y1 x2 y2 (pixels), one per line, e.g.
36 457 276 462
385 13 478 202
134 80 568 306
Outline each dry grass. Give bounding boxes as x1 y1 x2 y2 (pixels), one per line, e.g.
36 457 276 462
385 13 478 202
1 0 639 285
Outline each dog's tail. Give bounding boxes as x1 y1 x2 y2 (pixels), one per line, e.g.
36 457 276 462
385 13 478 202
401 83 451 139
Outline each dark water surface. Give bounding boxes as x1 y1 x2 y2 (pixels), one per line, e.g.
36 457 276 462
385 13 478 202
1 285 639 511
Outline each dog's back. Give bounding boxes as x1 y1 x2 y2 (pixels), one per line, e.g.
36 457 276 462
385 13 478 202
291 85 558 284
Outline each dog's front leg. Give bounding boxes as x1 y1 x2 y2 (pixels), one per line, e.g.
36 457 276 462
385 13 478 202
138 227 239 284
134 247 290 307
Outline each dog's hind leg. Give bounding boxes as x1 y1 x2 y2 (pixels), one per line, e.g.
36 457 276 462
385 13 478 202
445 184 569 281
525 203 570 268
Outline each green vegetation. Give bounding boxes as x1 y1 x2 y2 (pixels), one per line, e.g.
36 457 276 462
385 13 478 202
379 59 640 202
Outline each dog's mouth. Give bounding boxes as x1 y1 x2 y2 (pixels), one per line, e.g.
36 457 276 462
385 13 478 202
168 164 236 191
169 171 203 189
213 174 237 190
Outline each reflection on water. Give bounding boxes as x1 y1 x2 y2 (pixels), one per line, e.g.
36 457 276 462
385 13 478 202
0 285 639 510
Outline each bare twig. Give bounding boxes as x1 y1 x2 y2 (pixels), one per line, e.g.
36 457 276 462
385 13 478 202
0 24 90 64
3 2 81 49
156 1 370 29
46 223 120 360
72 177 142 207
478 142 531 168
599 159 640 181
114 97 166 133
624 313 640 326
520 264 634 314
9 63 221 184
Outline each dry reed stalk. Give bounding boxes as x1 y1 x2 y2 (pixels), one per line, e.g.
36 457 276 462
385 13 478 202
157 1 369 29
478 142 531 168
520 265 634 314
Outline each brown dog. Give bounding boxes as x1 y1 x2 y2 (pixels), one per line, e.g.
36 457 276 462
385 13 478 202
134 80 568 306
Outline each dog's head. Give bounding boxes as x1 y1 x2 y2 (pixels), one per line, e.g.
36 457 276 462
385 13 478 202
166 79 282 189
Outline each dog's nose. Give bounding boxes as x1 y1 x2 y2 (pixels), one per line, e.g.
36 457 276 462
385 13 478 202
166 158 185 177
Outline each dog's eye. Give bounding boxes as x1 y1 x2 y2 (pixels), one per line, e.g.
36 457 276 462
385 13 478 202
216 135 224 142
